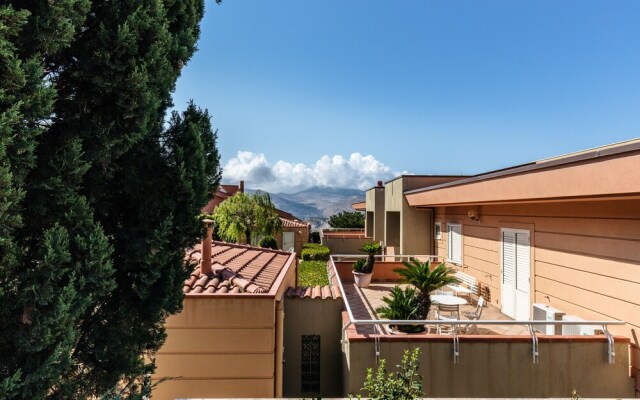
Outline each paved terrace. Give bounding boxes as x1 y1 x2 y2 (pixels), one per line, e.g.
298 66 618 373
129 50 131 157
344 281 529 336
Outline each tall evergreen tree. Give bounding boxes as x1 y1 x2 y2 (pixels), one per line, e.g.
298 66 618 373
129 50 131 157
0 0 222 398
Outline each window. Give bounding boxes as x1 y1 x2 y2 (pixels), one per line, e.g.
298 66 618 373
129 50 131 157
434 222 442 240
447 223 462 265
301 335 320 394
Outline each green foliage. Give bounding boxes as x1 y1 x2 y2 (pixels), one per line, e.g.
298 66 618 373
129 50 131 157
212 191 282 244
361 348 424 399
328 211 365 228
376 287 424 333
301 243 330 261
258 235 278 250
352 258 368 273
359 241 382 273
298 261 330 287
393 259 459 318
309 231 321 243
0 0 221 398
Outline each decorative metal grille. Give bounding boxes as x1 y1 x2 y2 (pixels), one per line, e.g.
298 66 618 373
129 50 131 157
301 335 320 394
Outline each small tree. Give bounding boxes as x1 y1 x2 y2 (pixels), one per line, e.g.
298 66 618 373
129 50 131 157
361 348 424 400
258 235 278 250
212 191 282 244
328 211 365 228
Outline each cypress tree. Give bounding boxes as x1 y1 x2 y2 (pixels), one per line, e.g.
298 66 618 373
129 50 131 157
0 0 221 398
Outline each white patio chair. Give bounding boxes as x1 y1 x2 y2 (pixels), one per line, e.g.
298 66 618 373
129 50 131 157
436 303 460 334
463 296 485 333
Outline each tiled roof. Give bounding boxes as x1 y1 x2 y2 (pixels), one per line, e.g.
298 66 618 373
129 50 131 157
183 241 292 295
201 184 240 214
281 217 309 228
286 263 342 300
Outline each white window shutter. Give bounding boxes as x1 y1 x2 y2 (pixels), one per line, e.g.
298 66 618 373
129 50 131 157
502 230 516 287
448 224 462 264
515 232 530 292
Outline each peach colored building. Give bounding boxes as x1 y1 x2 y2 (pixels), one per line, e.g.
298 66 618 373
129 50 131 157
405 139 640 341
201 183 241 214
275 209 311 255
403 139 640 397
152 240 297 399
343 138 640 397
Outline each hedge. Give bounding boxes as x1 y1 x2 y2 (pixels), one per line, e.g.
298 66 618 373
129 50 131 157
301 243 330 261
298 261 330 287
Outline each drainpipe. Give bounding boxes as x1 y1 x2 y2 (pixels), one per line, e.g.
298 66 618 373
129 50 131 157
275 300 284 397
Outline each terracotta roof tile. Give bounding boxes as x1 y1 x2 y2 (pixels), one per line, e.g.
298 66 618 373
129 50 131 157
183 241 293 295
286 260 343 300
281 217 310 228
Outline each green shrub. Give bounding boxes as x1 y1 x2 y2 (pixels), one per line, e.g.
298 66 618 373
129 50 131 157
309 231 321 243
376 286 424 333
301 243 330 261
361 348 424 400
298 260 330 287
258 235 278 250
352 258 368 273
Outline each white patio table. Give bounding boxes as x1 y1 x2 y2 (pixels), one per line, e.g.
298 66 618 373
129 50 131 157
430 294 468 306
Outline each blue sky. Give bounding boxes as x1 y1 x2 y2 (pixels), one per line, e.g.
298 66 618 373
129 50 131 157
172 0 640 193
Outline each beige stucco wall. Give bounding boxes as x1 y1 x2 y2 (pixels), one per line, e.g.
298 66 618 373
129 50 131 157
365 187 385 241
384 177 435 255
283 297 344 397
323 235 369 255
435 198 640 339
401 205 432 255
152 297 277 399
344 337 634 398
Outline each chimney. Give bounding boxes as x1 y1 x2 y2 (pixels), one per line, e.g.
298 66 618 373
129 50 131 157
377 180 383 187
201 219 214 275
239 180 244 193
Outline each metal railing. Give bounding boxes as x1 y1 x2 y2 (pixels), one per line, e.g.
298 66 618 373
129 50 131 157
329 255 625 365
331 254 442 263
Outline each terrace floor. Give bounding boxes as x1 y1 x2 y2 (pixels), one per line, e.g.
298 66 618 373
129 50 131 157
343 282 529 336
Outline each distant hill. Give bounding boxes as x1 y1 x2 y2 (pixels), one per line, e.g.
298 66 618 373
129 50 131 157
249 186 365 229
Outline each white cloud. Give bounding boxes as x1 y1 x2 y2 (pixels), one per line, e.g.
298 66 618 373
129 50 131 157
223 151 397 193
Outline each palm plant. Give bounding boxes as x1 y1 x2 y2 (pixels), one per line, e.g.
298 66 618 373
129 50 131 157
376 286 424 333
352 258 368 273
393 259 459 318
359 241 382 273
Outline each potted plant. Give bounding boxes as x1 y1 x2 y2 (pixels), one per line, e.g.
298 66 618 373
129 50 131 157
352 258 372 287
376 286 425 333
352 241 383 288
393 259 459 319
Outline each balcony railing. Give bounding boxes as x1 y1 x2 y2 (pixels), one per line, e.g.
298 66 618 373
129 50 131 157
329 255 625 365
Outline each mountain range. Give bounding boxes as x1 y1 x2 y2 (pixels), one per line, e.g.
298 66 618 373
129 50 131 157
250 186 364 229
